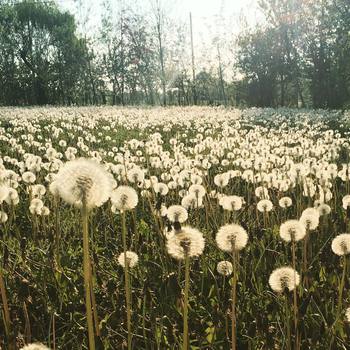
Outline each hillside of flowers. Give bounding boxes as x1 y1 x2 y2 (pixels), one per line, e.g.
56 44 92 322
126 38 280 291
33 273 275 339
1 106 350 350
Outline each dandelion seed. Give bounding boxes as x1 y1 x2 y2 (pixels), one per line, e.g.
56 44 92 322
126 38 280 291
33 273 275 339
345 307 350 322
217 260 233 276
166 226 205 260
280 220 306 242
269 267 300 293
216 224 248 252
111 185 138 211
257 199 273 212
331 234 350 256
219 195 243 211
54 158 112 208
167 205 188 223
20 344 50 350
117 251 139 268
279 196 292 208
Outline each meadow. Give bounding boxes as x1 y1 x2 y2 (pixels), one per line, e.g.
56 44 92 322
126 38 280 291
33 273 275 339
0 106 350 350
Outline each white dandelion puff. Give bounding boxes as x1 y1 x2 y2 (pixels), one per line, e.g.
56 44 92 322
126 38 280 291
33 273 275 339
166 226 205 260
280 220 306 242
54 158 112 208
216 224 248 252
331 234 350 256
217 261 233 276
111 186 138 211
167 205 188 223
117 251 139 268
269 267 300 293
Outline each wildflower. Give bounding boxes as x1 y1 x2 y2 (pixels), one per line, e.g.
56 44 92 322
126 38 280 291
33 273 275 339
22 171 36 184
188 184 206 198
346 307 350 322
111 186 138 211
317 203 331 216
214 173 229 188
166 226 205 260
153 182 169 196
217 261 233 276
279 196 292 208
300 209 319 230
20 344 50 350
269 267 300 293
54 158 112 208
257 199 273 212
219 195 243 211
167 205 188 223
127 167 144 184
280 220 306 242
331 234 350 256
117 251 139 268
216 224 248 252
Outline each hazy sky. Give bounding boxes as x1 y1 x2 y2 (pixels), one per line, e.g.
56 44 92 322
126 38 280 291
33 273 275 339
57 0 262 37
56 0 263 77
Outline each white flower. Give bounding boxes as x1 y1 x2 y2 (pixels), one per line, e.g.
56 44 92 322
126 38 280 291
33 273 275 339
331 234 350 256
153 182 169 196
20 344 50 350
219 195 243 211
269 267 300 293
167 205 188 223
127 167 144 183
257 199 273 212
111 186 138 211
216 224 248 252
166 226 205 260
54 158 112 208
346 307 350 322
300 210 319 230
181 194 203 209
0 185 9 203
117 251 139 268
188 184 206 198
214 173 229 188
280 220 306 242
22 171 36 184
217 261 233 276
279 196 292 208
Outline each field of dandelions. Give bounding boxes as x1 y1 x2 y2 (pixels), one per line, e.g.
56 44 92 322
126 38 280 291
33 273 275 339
1 107 350 350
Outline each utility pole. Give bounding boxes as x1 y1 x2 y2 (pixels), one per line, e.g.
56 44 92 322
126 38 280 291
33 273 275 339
189 12 197 105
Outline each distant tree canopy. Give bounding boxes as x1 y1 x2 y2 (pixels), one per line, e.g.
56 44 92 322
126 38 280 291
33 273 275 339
0 0 349 108
236 0 350 109
0 1 90 105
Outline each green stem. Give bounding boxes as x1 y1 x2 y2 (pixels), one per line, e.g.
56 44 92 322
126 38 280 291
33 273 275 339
231 250 237 350
122 211 132 350
82 197 95 350
183 253 190 350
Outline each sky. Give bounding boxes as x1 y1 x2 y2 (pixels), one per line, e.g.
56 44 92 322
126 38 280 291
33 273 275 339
56 0 263 78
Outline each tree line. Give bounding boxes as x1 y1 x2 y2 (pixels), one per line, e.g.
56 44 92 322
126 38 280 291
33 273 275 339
0 0 349 108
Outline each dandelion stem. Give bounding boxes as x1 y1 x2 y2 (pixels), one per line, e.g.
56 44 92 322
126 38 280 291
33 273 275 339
122 211 132 350
231 250 237 350
183 252 190 350
82 196 95 350
292 240 299 350
0 268 13 349
285 294 292 350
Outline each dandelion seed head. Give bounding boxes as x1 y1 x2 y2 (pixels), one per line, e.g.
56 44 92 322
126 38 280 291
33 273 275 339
331 234 350 256
269 267 300 293
219 195 243 211
217 260 233 276
20 344 50 350
111 185 138 211
279 196 292 208
117 251 139 268
346 307 350 322
216 224 248 252
280 220 306 242
54 158 112 208
257 199 273 212
166 226 205 260
167 205 188 223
